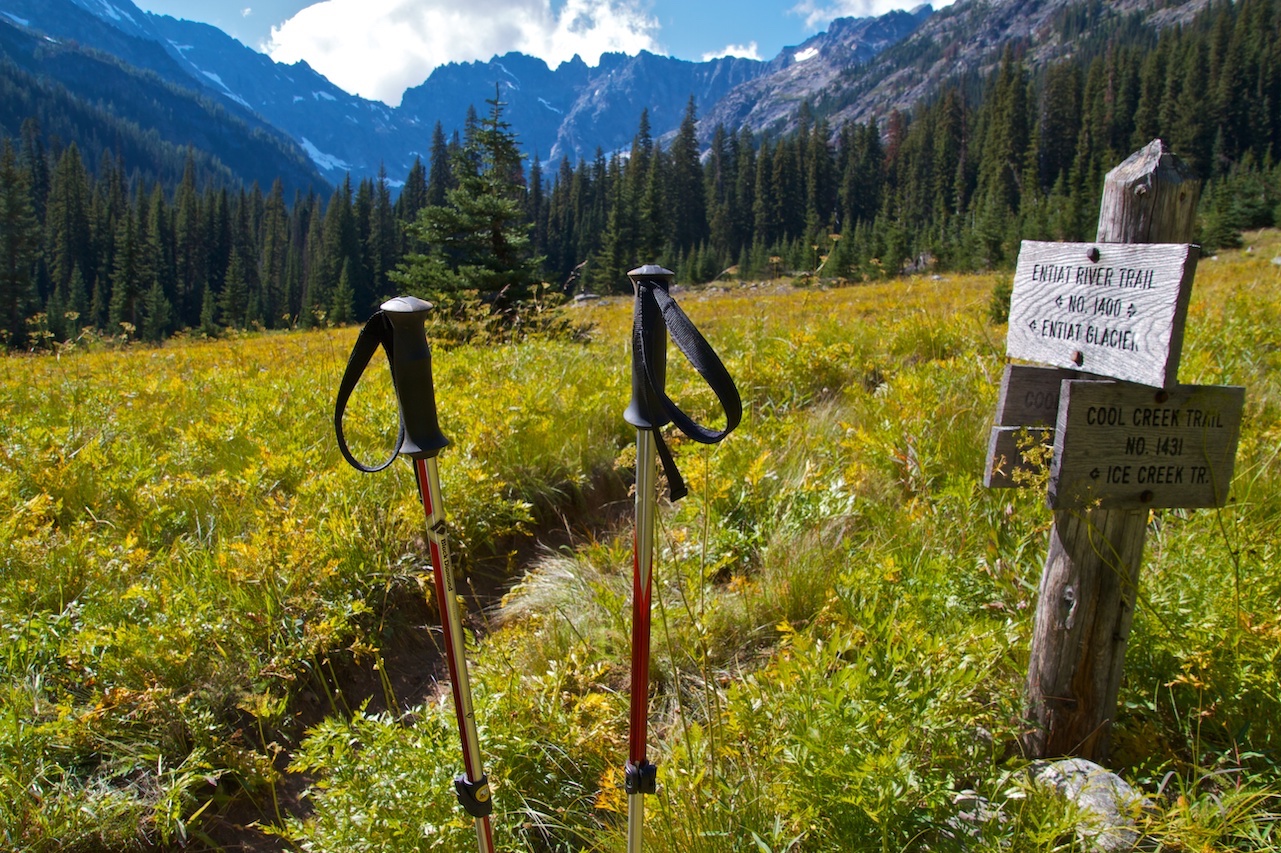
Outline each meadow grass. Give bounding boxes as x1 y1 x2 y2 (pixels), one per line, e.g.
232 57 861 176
2 234 1279 849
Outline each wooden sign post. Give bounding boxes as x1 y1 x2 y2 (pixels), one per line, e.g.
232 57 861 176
985 140 1246 761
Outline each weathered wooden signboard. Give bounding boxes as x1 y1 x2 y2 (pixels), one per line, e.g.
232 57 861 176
1007 241 1198 388
984 364 1081 488
1048 380 1244 510
994 364 1083 425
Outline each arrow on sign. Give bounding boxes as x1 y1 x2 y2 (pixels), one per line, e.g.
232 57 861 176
1056 295 1064 308
1128 304 1137 318
1091 468 1101 480
1029 320 1038 332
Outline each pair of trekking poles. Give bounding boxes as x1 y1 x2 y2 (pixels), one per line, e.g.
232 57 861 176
334 265 741 852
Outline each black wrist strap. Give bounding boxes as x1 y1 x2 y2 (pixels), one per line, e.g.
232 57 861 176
634 282 742 501
334 311 405 472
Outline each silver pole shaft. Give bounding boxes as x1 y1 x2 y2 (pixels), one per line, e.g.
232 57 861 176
419 457 495 853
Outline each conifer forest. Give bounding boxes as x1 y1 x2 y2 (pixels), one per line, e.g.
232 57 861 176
3 0 1281 348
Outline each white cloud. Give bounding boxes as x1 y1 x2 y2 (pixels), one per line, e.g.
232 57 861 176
789 0 952 31
266 0 659 106
702 41 761 62
242 7 252 16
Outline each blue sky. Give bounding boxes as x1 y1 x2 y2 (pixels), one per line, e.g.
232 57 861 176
130 0 949 106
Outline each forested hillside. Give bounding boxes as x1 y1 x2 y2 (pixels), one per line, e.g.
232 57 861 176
0 19 328 197
2 0 1280 348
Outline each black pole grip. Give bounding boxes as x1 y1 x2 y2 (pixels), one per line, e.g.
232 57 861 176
381 296 449 459
624 265 673 430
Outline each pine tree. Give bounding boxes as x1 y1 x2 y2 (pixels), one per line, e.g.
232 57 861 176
352 178 375 313
199 282 220 336
259 179 289 327
19 119 49 227
772 137 805 245
975 46 1030 225
220 244 248 329
805 117 836 238
300 200 327 326
638 148 666 262
145 183 175 326
397 155 428 223
320 177 358 313
232 192 262 326
140 275 173 342
43 144 94 308
0 140 40 346
108 210 142 335
393 89 544 326
840 120 883 227
174 152 205 327
330 257 354 324
1038 64 1081 193
669 97 708 253
367 164 397 309
425 123 452 208
752 141 778 247
594 153 636 291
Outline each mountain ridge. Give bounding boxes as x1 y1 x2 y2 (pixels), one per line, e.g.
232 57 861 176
0 5 330 195
1 0 1219 191
0 0 932 185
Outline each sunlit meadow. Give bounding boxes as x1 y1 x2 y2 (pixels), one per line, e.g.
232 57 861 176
2 234 1279 849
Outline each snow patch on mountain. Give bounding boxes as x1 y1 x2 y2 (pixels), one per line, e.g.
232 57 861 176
195 70 250 109
85 0 137 27
793 47 819 63
300 137 350 172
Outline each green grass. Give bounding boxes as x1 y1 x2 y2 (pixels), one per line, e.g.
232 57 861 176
3 234 1280 849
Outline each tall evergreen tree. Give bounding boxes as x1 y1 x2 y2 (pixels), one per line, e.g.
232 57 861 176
367 164 397 312
394 89 543 325
44 144 94 307
0 140 40 345
669 97 708 253
174 152 206 327
259 179 290 327
425 122 453 208
108 208 143 334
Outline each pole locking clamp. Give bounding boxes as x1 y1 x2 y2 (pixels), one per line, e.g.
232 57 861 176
624 760 657 795
455 773 493 818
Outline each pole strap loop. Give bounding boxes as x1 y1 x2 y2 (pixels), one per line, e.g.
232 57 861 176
634 281 742 501
334 311 405 472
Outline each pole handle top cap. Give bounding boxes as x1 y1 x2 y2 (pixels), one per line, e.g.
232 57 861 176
380 295 434 315
628 265 674 289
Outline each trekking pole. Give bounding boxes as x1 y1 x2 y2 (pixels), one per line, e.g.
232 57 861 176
334 296 495 853
622 265 742 853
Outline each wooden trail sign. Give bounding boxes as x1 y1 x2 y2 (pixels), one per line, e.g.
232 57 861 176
985 365 1081 488
1048 381 1245 510
991 139 1246 762
1007 241 1197 388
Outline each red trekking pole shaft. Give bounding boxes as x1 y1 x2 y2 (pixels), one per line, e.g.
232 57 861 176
626 429 658 851
622 266 673 853
620 264 742 852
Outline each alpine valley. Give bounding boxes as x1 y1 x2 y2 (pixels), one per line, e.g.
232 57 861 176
1 0 1212 190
